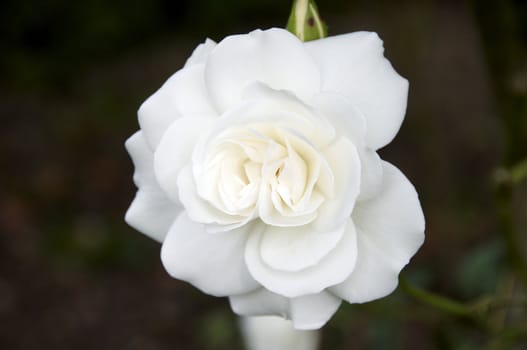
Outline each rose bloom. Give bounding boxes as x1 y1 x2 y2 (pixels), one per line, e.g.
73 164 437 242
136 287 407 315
125 28 425 329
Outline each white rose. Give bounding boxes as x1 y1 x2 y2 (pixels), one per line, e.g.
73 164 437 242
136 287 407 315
125 28 425 330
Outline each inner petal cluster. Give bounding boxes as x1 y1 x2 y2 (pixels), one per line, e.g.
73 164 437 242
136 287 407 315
194 123 333 227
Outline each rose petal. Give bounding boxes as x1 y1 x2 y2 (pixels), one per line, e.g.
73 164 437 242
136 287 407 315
154 117 212 203
312 92 383 200
305 31 409 150
259 186 318 227
356 148 383 201
230 289 341 330
125 131 157 187
125 189 179 243
177 165 247 227
354 161 425 267
138 74 182 149
195 84 334 155
184 38 216 67
205 28 320 113
313 137 361 232
289 292 342 330
245 219 357 298
125 132 180 242
170 64 218 117
259 223 345 272
241 83 335 146
138 65 216 149
329 229 400 303
312 92 366 145
161 212 260 296
330 161 425 303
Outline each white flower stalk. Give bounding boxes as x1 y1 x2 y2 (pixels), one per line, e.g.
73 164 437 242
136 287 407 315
241 316 319 350
125 28 425 329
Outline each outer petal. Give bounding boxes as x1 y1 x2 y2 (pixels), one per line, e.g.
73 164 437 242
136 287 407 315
312 92 366 145
138 74 182 149
230 289 341 330
312 92 383 201
154 117 212 203
169 64 218 117
305 32 409 150
125 132 180 242
138 65 216 149
259 223 345 272
353 161 425 268
245 219 357 298
184 38 216 67
289 292 342 329
125 189 179 243
353 148 383 202
330 230 400 303
330 161 425 303
205 28 320 113
160 212 260 296
126 131 157 187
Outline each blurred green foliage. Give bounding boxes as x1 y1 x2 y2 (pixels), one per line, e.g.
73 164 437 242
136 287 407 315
456 240 504 299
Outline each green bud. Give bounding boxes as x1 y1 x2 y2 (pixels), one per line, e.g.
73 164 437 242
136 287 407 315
286 0 328 42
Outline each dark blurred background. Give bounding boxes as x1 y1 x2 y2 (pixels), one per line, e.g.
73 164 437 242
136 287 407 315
1 0 526 349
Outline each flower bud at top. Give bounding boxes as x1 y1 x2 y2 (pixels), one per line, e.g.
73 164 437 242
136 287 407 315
286 0 328 42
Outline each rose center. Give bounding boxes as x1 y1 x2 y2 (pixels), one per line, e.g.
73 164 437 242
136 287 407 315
198 124 328 223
